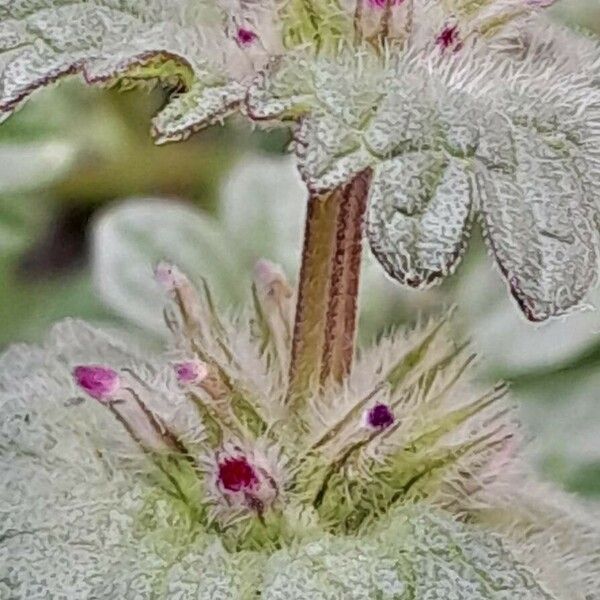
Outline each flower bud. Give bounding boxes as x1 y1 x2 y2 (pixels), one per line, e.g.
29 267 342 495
74 364 190 455
174 360 209 385
359 0 411 44
218 456 259 492
253 259 293 300
214 449 279 514
154 261 202 332
154 261 188 291
252 259 294 365
236 27 258 47
365 403 395 430
73 365 120 401
436 24 462 52
365 0 404 9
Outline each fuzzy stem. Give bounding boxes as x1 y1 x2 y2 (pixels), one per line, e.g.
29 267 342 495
321 169 372 383
287 189 339 399
287 168 372 402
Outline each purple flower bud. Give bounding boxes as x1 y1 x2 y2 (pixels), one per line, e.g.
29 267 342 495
174 360 208 385
366 403 395 429
73 365 120 402
236 27 258 47
436 24 462 52
218 456 259 492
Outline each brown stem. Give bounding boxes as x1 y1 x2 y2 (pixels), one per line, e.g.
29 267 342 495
287 168 372 403
321 169 372 383
287 188 339 400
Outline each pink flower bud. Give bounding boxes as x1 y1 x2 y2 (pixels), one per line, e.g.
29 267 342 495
365 0 404 9
253 259 293 299
218 456 259 492
254 258 282 286
154 261 185 291
236 27 258 47
73 365 120 402
436 24 462 52
174 360 208 385
365 403 395 429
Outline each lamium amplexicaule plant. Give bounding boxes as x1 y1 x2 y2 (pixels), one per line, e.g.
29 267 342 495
1 0 600 598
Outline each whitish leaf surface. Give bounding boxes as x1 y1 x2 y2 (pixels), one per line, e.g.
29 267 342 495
248 40 600 317
470 478 600 599
93 198 243 335
1 273 598 598
477 126 598 322
258 507 557 599
0 140 74 193
368 155 474 288
219 153 306 273
456 251 600 374
151 79 247 144
0 1 247 139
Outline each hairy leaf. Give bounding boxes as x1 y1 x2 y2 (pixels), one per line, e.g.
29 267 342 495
477 125 598 321
0 0 242 138
1 283 597 598
248 40 600 316
368 155 475 288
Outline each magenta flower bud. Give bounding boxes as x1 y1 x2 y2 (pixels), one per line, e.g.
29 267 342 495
218 456 259 492
236 27 258 47
73 365 120 402
174 360 208 385
436 24 461 51
365 403 395 430
365 0 404 9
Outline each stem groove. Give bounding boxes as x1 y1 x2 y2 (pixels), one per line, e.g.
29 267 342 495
287 168 372 402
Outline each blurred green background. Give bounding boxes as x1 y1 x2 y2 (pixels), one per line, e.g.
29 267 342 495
1 0 599 497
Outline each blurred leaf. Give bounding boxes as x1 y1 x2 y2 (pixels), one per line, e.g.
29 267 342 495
0 142 75 195
0 195 46 253
0 193 112 346
220 153 305 273
551 0 600 34
93 198 244 336
456 248 600 378
0 88 68 142
0 266 111 347
517 367 600 496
